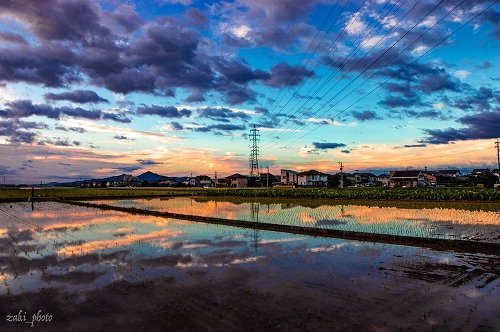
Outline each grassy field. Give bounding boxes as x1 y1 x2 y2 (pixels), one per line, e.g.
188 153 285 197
1 186 499 202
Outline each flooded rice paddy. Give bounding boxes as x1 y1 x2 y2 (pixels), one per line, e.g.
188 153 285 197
0 199 499 331
92 197 500 243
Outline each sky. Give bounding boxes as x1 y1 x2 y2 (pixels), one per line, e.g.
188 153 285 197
0 0 499 183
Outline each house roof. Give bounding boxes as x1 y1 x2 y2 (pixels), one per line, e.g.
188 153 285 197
226 173 248 179
377 174 390 178
390 170 422 178
281 169 298 174
472 168 490 173
297 169 329 176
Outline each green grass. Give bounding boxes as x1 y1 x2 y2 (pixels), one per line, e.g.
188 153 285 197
1 186 499 202
199 187 500 201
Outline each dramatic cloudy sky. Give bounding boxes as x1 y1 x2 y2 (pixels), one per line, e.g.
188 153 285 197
0 0 498 183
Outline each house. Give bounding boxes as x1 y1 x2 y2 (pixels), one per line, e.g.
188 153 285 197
226 173 248 188
470 169 490 177
433 170 462 178
297 170 329 187
259 172 280 187
213 177 229 187
377 174 390 186
389 170 435 188
157 179 179 187
353 172 377 186
194 175 212 187
281 169 299 185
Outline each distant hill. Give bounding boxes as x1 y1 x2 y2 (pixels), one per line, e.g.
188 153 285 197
136 171 165 182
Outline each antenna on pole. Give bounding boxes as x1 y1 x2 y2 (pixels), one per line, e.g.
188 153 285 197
249 124 260 178
339 161 344 189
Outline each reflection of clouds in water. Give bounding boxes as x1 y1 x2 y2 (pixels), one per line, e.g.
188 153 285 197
57 228 182 256
305 243 348 253
259 237 304 244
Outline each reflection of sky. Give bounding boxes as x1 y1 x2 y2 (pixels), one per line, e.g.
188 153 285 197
94 198 500 242
0 201 498 314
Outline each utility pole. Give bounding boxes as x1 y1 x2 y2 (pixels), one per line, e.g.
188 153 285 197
495 139 500 184
266 165 270 187
214 171 217 188
338 162 344 189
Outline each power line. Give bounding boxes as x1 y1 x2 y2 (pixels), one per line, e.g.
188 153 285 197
262 0 447 151
265 0 494 153
257 0 367 125
258 0 411 147
257 0 342 122
264 0 407 136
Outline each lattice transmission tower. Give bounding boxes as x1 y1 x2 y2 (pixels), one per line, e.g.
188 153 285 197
249 124 260 177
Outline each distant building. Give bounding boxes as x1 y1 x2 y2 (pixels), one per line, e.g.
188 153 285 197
389 170 435 188
259 172 279 187
353 172 377 186
281 169 299 185
377 174 390 186
226 173 248 188
194 175 212 187
297 170 329 187
470 169 490 177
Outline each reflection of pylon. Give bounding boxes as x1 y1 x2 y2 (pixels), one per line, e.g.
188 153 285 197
250 203 260 251
249 124 260 177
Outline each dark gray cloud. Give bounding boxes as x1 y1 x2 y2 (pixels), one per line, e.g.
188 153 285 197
1 99 129 123
114 165 143 172
170 121 184 130
101 112 131 123
137 105 191 118
198 107 250 122
379 95 424 109
0 165 18 175
113 135 130 140
0 119 47 143
404 144 427 148
312 142 346 150
55 126 87 133
351 110 380 121
421 111 500 144
45 89 109 104
194 124 246 132
0 31 28 45
453 87 499 111
137 159 162 165
402 109 444 119
263 63 314 87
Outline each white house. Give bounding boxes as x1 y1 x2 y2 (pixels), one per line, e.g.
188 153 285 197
281 169 299 185
297 170 329 187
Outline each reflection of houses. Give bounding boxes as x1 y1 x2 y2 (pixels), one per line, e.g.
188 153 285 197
297 170 329 187
226 173 248 188
353 172 377 186
281 169 298 185
389 170 436 188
